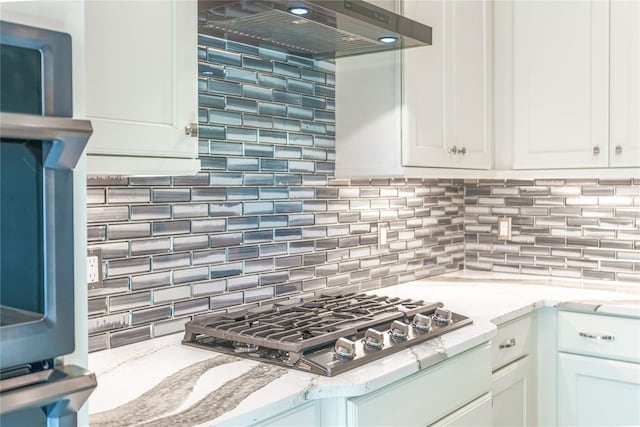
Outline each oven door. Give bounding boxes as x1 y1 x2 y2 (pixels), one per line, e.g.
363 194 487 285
0 112 92 373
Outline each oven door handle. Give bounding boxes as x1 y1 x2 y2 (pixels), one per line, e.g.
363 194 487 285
1 112 92 169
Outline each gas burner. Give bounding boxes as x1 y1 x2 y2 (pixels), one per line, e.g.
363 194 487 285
183 292 472 376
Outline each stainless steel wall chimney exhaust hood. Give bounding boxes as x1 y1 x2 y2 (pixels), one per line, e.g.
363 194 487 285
198 0 432 59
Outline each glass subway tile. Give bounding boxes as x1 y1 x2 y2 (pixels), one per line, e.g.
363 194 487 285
210 232 243 248
289 160 315 173
227 275 259 291
227 158 259 171
200 157 226 170
244 143 274 157
108 223 151 240
258 129 287 143
193 280 226 297
244 258 273 273
152 220 190 236
88 206 129 223
227 216 259 230
207 47 241 66
258 243 287 256
153 285 191 304
226 96 258 113
244 201 275 215
199 93 225 109
273 90 302 105
131 205 171 221
287 55 314 68
191 218 226 233
173 203 209 218
244 230 274 243
244 173 275 186
198 62 225 78
228 246 259 261
258 73 286 90
131 272 171 291
173 235 209 251
273 61 300 78
153 317 191 338
286 79 314 94
131 238 171 256
109 326 151 348
209 111 242 126
153 189 191 203
107 257 150 277
245 287 273 303
275 201 302 213
242 84 273 100
152 253 191 271
243 114 273 128
193 248 226 265
301 69 325 83
301 121 326 135
210 292 243 310
209 202 243 217
228 187 259 200
288 133 314 146
225 67 257 83
275 146 302 159
210 262 243 279
273 118 301 132
131 305 172 325
259 271 289 286
174 298 210 316
260 159 288 171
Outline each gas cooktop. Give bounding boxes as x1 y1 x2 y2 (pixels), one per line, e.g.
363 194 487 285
183 292 472 376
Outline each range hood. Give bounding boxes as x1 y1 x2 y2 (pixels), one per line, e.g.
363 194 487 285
198 0 432 59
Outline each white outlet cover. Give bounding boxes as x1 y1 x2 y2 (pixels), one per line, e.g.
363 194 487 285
497 217 512 240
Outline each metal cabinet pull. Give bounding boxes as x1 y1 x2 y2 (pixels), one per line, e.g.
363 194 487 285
448 145 458 155
499 338 516 349
592 146 600 155
185 123 198 137
458 146 466 156
615 145 622 154
579 332 614 341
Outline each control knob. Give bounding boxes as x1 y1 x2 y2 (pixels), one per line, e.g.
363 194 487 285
363 328 385 350
433 308 453 327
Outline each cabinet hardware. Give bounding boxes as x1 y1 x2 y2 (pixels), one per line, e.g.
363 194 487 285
615 145 622 154
592 146 600 155
448 145 458 155
458 146 466 156
579 332 614 341
499 338 516 349
185 123 198 137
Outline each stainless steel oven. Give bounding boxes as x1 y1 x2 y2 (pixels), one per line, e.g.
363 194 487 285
0 20 95 427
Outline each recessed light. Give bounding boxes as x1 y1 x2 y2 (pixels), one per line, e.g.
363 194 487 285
288 6 309 16
378 36 398 44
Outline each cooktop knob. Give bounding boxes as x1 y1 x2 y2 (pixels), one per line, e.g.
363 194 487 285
390 320 410 341
363 328 385 350
412 313 432 332
334 337 356 360
433 308 453 327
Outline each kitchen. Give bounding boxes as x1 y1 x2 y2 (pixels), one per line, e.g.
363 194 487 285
0 0 638 426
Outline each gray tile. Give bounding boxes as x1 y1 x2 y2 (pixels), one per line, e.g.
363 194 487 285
210 262 243 279
107 188 150 204
174 297 210 316
192 218 227 233
131 305 172 325
153 221 190 236
131 271 171 291
131 238 171 256
193 248 226 265
88 312 130 334
173 203 209 219
88 206 129 223
152 317 191 338
153 285 191 304
110 326 151 348
210 292 243 310
131 205 171 221
173 235 209 251
107 257 150 276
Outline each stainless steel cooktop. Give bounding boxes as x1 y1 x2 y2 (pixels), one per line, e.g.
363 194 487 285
183 292 472 376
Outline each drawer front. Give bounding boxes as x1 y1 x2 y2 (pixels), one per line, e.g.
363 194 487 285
347 343 491 427
558 311 640 363
492 314 535 371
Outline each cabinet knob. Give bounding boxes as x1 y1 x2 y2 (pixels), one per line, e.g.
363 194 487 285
458 146 466 156
615 145 622 154
592 146 600 155
185 123 198 137
448 145 458 155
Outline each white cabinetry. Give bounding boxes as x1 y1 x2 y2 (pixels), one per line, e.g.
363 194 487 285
491 314 537 426
610 0 640 167
557 311 640 426
84 0 200 176
429 393 492 427
251 401 321 427
497 0 640 171
346 343 491 426
336 0 492 177
403 0 492 170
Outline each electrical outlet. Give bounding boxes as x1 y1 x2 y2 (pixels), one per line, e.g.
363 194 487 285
497 217 512 240
378 222 388 249
87 248 103 289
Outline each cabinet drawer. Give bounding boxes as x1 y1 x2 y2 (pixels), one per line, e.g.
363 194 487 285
492 315 535 371
558 311 640 363
346 343 491 427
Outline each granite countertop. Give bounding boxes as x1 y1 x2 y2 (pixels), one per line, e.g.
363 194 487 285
87 271 640 427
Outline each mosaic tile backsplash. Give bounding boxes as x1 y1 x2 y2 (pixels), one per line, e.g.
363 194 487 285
465 179 640 282
86 35 465 352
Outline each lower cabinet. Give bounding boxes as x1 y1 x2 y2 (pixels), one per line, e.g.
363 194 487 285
253 401 321 427
430 393 492 427
346 343 491 426
557 353 640 426
492 355 536 426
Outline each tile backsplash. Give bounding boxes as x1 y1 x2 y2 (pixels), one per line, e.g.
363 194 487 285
87 34 639 353
464 179 639 282
86 35 465 352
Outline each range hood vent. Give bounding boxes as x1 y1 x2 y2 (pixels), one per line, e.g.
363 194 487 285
199 0 432 59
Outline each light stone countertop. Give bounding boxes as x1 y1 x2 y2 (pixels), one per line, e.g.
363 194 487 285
87 271 640 427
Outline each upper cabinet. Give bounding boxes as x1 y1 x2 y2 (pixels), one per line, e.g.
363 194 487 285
0 0 200 176
403 0 493 170
336 0 493 177
84 0 200 176
610 1 640 168
497 0 640 170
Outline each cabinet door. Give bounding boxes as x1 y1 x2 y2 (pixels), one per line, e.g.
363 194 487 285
610 0 640 167
492 355 536 427
429 393 492 427
403 0 492 169
253 401 320 427
84 0 199 174
558 353 640 427
512 1 609 169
